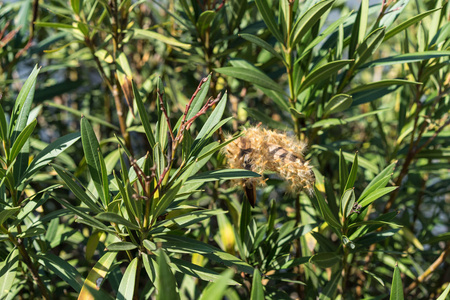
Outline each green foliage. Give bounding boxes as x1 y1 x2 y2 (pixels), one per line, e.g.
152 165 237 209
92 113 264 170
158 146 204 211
0 0 449 299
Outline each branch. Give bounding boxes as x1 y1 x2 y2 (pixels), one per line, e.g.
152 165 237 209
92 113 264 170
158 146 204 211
404 244 450 294
180 76 210 126
415 118 450 155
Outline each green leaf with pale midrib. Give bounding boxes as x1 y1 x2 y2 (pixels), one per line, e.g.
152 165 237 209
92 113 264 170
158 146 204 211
215 67 286 95
360 51 450 68
21 132 81 183
187 169 260 182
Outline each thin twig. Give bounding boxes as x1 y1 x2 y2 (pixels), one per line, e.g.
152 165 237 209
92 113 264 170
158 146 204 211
184 93 221 131
180 76 210 126
404 244 450 294
415 118 450 155
384 116 450 213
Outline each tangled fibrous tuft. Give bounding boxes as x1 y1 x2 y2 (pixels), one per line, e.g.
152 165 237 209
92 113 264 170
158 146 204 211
224 127 315 200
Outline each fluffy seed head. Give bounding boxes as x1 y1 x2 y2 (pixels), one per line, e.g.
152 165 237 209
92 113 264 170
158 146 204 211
224 127 315 194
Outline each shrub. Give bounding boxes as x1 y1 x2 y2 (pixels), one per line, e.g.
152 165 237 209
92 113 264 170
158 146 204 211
0 0 449 299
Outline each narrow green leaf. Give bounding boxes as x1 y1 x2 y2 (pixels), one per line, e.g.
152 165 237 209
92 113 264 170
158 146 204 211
314 186 342 229
348 0 368 57
228 0 247 32
254 0 284 44
390 265 404 300
187 169 260 183
360 51 450 68
0 105 9 143
319 271 341 300
348 220 402 229
300 12 350 63
98 149 110 207
44 101 118 130
384 8 441 41
324 94 352 116
16 226 46 238
336 23 344 59
133 81 156 148
341 188 355 218
142 253 156 285
156 250 179 300
310 252 341 268
427 0 443 46
377 0 408 30
21 132 81 182
348 79 419 106
311 231 338 252
344 153 358 191
9 65 39 145
153 182 182 219
310 118 346 128
134 29 191 49
239 199 251 250
297 60 352 94
354 27 385 68
290 0 335 48
185 75 211 120
156 234 253 274
0 249 19 299
79 252 117 300
258 87 290 112
34 22 76 29
81 117 105 204
15 189 53 223
359 162 396 200
170 257 238 285
339 149 348 194
240 33 285 62
279 0 289 42
349 207 399 240
114 175 139 227
359 187 398 207
12 141 29 185
153 0 194 31
36 253 83 292
86 232 101 261
70 0 80 15
108 242 138 252
53 164 102 213
198 269 235 300
96 212 140 230
154 210 225 233
215 67 285 95
325 178 339 221
30 137 76 168
436 282 450 300
197 10 216 35
250 269 264 300
0 207 20 226
53 197 114 233
194 92 227 142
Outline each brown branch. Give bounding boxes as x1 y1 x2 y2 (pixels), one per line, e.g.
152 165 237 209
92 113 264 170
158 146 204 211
184 93 221 131
7 233 50 299
404 244 450 294
415 118 450 154
384 117 450 213
180 76 210 126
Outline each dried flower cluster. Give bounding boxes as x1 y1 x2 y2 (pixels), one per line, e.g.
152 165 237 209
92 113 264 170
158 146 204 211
225 127 315 205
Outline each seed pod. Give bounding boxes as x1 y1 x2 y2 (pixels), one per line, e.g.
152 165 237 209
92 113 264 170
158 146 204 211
224 127 315 206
